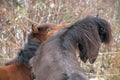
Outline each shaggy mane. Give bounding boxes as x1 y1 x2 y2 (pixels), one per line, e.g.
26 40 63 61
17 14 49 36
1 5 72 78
5 39 40 66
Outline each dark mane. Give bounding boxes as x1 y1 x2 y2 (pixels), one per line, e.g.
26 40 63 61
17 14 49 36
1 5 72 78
32 16 112 80
5 39 40 66
18 39 40 65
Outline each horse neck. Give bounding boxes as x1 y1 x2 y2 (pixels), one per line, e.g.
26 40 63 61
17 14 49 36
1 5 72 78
10 62 30 71
11 62 32 76
61 35 80 64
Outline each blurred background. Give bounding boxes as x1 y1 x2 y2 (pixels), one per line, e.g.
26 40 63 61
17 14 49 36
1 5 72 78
0 0 120 80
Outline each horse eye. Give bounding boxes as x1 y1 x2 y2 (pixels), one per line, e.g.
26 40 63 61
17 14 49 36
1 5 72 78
38 27 45 31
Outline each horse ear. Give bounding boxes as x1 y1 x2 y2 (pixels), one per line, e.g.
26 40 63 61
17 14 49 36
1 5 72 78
32 24 39 33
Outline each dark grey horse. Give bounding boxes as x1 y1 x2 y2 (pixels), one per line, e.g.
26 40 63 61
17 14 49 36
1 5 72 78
32 16 112 80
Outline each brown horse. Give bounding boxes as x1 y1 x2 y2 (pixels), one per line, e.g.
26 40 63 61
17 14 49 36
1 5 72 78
0 23 69 80
32 16 112 80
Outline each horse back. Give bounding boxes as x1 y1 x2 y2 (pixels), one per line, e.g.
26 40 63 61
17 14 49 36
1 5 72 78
0 63 31 80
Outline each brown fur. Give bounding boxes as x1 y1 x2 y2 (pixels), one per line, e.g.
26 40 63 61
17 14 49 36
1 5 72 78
0 63 31 80
48 23 69 36
0 23 69 80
